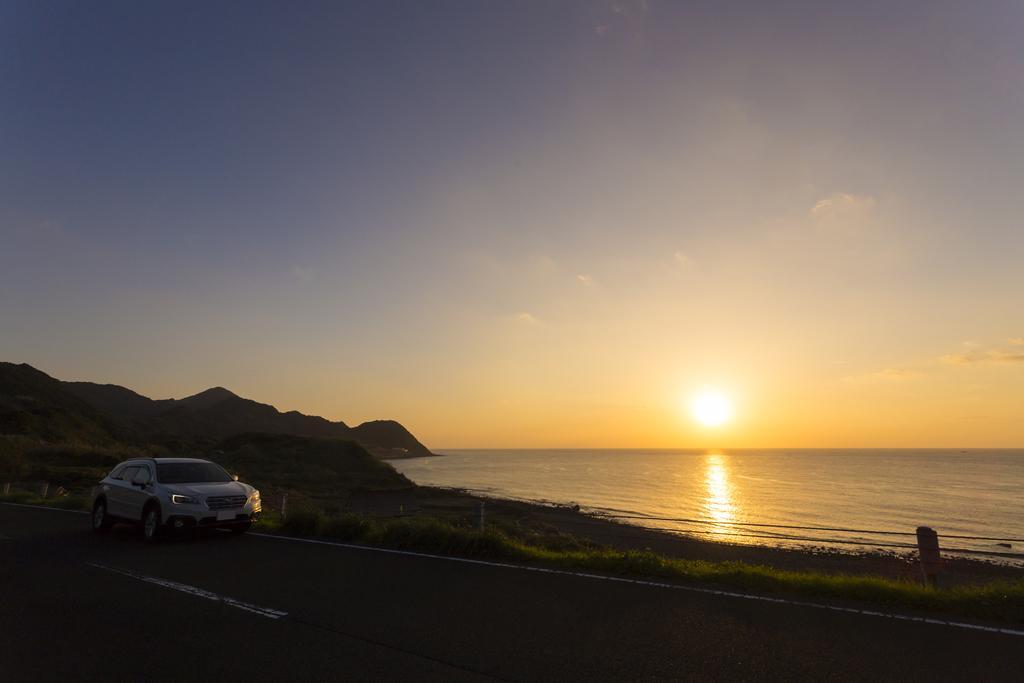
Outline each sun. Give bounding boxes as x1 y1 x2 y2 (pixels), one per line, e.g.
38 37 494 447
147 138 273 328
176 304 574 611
691 390 733 427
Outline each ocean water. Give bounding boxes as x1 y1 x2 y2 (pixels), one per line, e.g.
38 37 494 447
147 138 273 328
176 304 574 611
392 449 1024 560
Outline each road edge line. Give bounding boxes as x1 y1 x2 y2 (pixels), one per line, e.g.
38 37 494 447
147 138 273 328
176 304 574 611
0 501 89 514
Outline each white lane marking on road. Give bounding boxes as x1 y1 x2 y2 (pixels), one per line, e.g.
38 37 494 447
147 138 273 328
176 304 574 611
0 502 89 514
87 562 288 619
253 532 1024 638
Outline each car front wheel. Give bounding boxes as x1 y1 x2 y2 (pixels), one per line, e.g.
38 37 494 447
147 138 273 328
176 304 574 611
142 507 161 542
92 500 113 533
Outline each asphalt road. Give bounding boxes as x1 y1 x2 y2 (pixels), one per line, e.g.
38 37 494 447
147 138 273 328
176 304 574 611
2 503 1022 682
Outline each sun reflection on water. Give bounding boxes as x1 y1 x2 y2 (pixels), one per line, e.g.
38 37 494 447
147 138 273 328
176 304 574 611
703 452 736 534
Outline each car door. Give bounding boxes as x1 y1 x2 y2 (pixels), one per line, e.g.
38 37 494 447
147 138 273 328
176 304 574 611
106 465 138 519
122 464 154 522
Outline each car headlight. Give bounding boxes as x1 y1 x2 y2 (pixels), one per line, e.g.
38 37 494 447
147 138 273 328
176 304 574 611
171 494 202 505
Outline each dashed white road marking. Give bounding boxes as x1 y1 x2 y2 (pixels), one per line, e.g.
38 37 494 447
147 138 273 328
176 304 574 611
87 562 288 619
253 532 1024 638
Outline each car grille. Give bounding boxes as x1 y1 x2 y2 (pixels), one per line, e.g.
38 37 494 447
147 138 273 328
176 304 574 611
206 495 247 510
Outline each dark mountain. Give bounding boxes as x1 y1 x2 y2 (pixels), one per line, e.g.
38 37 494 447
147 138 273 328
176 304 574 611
61 381 174 419
0 364 120 444
215 433 413 494
0 362 432 458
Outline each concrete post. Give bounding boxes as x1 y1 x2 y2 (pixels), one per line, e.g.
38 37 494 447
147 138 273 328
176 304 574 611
916 526 941 587
478 501 485 531
280 493 288 520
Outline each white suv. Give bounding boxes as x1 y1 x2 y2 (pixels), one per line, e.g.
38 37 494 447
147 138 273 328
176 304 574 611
91 457 262 541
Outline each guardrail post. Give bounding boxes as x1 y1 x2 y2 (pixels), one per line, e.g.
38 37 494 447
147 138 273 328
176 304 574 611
40 482 49 499
478 501 485 531
280 493 288 520
916 526 942 587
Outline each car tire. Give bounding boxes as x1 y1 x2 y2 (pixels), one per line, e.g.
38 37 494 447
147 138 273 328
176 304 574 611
142 505 161 543
230 522 251 535
92 499 113 533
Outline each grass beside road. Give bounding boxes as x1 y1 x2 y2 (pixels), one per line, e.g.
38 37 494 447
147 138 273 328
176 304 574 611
4 493 1022 625
263 507 1024 625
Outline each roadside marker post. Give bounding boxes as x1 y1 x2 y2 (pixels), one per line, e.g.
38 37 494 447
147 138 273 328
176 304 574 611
916 526 942 587
478 501 485 531
2 482 9 495
40 482 49 499
280 493 288 520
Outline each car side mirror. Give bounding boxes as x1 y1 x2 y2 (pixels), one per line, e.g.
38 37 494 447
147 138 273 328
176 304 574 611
232 474 239 482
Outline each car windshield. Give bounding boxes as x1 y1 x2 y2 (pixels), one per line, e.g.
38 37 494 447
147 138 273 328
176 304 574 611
156 462 232 484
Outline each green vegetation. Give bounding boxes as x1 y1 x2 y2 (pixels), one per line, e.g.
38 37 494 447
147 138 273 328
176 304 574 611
255 507 1024 625
215 433 412 499
0 435 154 488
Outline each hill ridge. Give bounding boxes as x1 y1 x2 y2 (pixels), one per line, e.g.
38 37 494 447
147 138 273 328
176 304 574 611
0 362 431 458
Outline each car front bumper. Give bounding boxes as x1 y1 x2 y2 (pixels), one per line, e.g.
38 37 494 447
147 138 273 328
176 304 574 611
164 510 261 530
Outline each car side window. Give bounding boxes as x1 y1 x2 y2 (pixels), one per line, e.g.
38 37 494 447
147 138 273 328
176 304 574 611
120 466 139 483
133 466 152 485
109 465 126 480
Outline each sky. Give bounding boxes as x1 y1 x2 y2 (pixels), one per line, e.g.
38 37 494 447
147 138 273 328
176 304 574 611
2 1 1022 448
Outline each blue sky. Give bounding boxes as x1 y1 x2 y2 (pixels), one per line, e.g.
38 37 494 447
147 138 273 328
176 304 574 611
2 1 1022 446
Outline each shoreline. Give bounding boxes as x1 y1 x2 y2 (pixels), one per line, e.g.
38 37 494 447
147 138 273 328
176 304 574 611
348 485 1024 587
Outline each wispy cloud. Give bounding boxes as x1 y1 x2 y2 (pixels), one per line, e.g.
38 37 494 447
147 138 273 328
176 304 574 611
938 339 1024 365
673 251 693 268
848 338 1024 383
810 192 876 221
940 349 1024 365
576 274 594 287
514 312 540 325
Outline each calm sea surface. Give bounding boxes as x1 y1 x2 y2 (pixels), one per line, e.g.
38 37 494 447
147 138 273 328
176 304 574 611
392 449 1024 559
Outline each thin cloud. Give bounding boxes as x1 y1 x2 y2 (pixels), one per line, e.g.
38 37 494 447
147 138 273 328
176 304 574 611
576 274 595 287
673 251 693 267
515 312 540 325
989 350 1024 363
846 339 1023 382
810 192 876 220
939 348 1024 365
